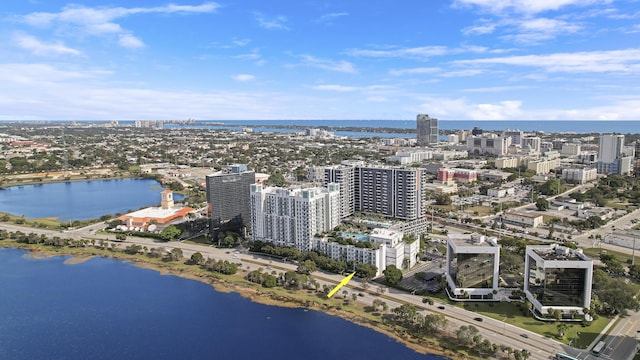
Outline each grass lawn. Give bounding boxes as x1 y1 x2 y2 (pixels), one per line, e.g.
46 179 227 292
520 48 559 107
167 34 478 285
0 212 63 230
582 247 637 264
183 236 212 245
458 301 611 348
466 206 494 217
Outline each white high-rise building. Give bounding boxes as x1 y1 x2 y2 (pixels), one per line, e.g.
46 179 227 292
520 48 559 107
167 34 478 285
596 134 632 175
598 134 624 163
250 183 340 252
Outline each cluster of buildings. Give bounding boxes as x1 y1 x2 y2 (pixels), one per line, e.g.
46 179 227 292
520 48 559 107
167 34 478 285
446 233 593 318
198 114 628 319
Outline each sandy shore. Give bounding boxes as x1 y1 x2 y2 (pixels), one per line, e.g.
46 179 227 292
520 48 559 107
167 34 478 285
2 243 468 359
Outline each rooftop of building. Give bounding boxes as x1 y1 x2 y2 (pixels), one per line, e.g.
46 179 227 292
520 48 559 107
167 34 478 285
448 233 498 247
504 210 542 219
530 244 591 262
119 205 194 221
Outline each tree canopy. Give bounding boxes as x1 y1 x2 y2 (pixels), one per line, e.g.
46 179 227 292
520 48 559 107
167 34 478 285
383 265 403 286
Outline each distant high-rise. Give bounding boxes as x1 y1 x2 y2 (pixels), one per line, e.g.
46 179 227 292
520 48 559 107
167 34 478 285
206 165 255 234
416 114 438 146
598 134 624 163
596 134 632 175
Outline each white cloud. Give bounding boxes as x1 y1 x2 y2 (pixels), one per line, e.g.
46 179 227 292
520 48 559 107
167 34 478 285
254 12 289 30
418 97 524 120
389 67 441 76
503 17 582 44
232 74 255 82
312 85 358 92
453 0 606 14
13 33 82 56
20 3 218 48
298 55 356 73
118 34 144 49
348 45 488 59
453 48 640 73
463 22 497 35
314 12 349 24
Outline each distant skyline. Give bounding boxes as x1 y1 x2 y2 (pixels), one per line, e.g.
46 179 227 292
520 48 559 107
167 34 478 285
1 0 639 121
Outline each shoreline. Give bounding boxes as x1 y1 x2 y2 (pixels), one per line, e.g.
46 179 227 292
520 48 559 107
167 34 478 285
1 242 466 359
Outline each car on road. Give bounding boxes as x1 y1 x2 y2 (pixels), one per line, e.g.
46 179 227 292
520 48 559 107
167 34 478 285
437 305 445 310
520 333 528 338
358 293 365 297
473 317 483 322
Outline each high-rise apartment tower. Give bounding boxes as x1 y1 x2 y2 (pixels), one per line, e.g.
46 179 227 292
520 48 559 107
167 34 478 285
416 114 438 146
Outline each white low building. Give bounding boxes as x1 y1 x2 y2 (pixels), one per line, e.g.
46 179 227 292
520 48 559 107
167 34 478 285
501 210 544 228
312 227 419 277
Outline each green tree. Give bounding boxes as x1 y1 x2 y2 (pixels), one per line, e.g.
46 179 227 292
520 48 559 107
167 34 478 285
262 274 277 288
383 265 403 286
267 172 286 186
435 194 452 205
456 325 480 346
296 259 317 275
535 198 549 211
160 225 181 241
168 248 183 261
355 263 377 280
190 252 204 265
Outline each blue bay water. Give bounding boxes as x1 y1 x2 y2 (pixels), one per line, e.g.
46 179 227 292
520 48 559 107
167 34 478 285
0 248 443 360
0 179 183 221
183 120 640 134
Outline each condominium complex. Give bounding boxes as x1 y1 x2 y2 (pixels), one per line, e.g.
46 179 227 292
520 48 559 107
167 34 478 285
250 183 340 252
324 163 358 219
416 114 438 146
446 233 500 300
524 245 593 317
355 166 421 220
312 228 418 277
321 164 423 221
206 165 256 232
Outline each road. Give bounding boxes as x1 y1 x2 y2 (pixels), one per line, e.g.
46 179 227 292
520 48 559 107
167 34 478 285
0 221 614 360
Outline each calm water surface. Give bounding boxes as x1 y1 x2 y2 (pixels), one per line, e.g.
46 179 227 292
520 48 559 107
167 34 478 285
0 179 183 221
0 248 443 360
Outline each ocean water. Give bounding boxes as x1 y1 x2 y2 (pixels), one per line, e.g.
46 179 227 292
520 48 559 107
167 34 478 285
210 120 640 134
0 179 183 221
0 248 443 360
164 120 640 135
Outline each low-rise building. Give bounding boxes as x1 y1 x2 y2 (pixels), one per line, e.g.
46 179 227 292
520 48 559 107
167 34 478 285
561 167 598 184
487 187 515 198
118 190 194 230
446 233 500 300
501 210 544 228
524 245 593 318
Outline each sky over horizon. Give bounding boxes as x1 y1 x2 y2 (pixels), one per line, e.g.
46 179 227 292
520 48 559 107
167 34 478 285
1 0 640 121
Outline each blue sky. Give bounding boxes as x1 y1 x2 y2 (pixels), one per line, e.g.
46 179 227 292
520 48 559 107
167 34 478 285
1 0 639 121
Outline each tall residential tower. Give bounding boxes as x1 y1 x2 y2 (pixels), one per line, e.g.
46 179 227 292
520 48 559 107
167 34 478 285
416 114 438 146
206 165 256 234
